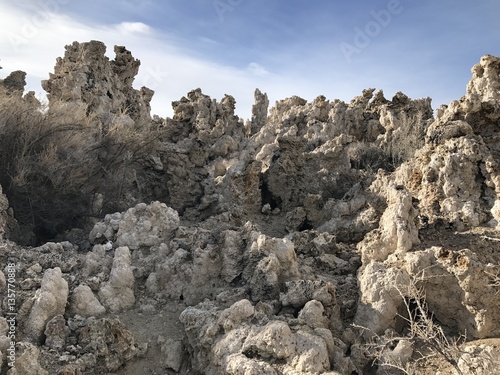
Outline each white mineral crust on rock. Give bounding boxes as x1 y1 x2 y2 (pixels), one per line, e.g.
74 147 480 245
98 246 135 313
24 267 68 343
71 285 106 317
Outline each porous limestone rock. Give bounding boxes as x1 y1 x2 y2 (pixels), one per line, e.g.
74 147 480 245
0 184 20 242
224 354 278 375
70 285 106 317
425 119 473 144
249 88 269 136
377 91 432 133
149 229 224 305
220 230 245 283
0 269 5 293
143 223 305 307
0 184 8 239
173 223 355 374
248 89 416 239
314 328 358 374
162 87 247 218
403 247 500 339
280 280 336 309
241 320 296 360
356 245 500 340
24 267 68 343
375 338 413 374
42 40 153 126
218 299 255 332
435 54 500 127
358 183 420 264
181 300 302 374
43 314 69 349
345 54 500 357
0 317 7 336
393 54 500 230
82 244 112 278
6 342 48 375
291 330 330 374
1 70 26 95
57 353 97 375
458 339 500 375
246 235 300 302
90 201 179 250
159 81 435 231
98 246 135 313
298 300 329 329
179 301 222 372
355 261 410 335
158 336 184 372
115 201 179 249
0 336 11 370
77 317 146 372
394 136 490 230
248 254 282 302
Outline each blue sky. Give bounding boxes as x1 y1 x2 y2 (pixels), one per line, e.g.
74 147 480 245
1 0 499 119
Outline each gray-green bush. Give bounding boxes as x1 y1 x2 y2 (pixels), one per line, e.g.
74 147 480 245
0 90 160 243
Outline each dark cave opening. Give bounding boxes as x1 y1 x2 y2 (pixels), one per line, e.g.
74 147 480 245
298 219 313 231
260 177 282 210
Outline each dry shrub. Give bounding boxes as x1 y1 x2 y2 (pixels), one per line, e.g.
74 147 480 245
0 92 160 243
354 272 495 375
347 111 429 174
348 142 394 172
385 111 428 167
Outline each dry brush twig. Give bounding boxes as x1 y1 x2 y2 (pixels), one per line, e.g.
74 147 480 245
354 272 475 375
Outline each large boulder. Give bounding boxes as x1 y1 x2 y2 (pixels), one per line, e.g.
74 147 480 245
24 268 68 343
89 201 179 249
98 247 135 313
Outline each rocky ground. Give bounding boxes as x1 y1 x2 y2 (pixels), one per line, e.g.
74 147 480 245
0 42 500 374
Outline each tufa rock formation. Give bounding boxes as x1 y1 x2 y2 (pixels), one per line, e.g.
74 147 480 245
0 42 499 374
42 40 153 127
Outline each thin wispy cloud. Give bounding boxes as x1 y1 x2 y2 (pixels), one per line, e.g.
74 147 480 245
1 1 499 119
247 63 269 77
0 2 285 119
115 22 152 35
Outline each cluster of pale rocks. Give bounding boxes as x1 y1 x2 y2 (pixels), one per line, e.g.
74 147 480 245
0 42 500 374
